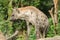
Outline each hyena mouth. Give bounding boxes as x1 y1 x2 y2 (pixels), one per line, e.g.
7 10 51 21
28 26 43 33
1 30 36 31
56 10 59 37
10 19 16 22
10 18 17 21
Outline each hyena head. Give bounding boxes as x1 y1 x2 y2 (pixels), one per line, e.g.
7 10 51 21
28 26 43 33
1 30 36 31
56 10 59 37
10 8 31 21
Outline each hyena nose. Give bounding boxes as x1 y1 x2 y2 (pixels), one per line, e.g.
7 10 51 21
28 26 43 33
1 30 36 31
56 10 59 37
10 17 15 21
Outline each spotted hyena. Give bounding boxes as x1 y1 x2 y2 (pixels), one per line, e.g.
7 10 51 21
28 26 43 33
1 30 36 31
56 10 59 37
10 6 49 40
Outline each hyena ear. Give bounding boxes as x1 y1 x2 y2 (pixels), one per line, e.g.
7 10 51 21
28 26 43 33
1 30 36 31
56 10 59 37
13 7 20 13
16 8 20 13
14 7 16 9
13 7 17 10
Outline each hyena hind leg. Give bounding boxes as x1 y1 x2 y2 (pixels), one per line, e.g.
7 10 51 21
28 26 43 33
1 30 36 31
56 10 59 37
26 21 30 40
42 31 45 38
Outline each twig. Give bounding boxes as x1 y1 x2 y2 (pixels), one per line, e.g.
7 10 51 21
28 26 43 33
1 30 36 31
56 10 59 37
6 30 19 40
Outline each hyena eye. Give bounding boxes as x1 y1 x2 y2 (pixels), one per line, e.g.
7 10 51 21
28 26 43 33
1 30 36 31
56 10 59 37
12 15 14 16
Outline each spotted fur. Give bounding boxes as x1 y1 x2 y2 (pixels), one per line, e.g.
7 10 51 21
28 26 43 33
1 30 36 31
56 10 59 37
10 6 49 40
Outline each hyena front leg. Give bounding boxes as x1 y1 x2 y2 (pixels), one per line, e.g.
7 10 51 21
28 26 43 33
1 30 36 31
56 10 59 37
26 21 30 40
35 25 40 40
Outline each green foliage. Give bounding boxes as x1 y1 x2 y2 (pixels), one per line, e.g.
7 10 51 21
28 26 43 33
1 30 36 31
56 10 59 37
0 0 60 40
46 23 55 37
